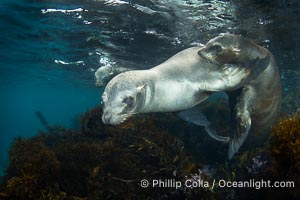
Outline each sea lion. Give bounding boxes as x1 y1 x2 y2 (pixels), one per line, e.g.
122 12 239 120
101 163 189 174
95 65 130 87
101 47 214 125
198 34 282 159
101 35 275 159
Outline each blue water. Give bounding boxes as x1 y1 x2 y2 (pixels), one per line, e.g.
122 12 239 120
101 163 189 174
0 0 103 174
1 0 300 175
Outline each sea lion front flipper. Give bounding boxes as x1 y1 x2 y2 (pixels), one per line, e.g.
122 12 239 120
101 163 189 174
228 86 254 159
177 106 229 143
238 53 271 81
201 54 271 91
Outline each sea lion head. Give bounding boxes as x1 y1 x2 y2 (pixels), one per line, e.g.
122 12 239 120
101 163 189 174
198 34 261 65
101 72 146 125
95 65 114 87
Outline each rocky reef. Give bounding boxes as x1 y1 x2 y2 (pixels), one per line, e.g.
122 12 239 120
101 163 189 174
0 106 299 199
212 113 300 200
267 114 300 199
0 106 213 199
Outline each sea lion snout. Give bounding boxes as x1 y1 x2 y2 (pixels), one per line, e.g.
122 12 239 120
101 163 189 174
102 111 123 125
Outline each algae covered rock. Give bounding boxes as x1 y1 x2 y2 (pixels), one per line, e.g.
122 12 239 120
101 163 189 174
217 114 300 200
268 113 300 199
0 106 212 199
5 104 300 200
270 113 300 168
3 139 64 199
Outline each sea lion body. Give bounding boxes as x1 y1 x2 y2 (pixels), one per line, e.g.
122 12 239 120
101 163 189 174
102 47 213 125
102 34 281 159
247 56 281 133
198 34 281 158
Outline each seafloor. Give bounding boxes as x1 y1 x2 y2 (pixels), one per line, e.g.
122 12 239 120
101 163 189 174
0 98 299 199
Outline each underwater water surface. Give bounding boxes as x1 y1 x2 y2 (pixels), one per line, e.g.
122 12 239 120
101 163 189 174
1 0 300 195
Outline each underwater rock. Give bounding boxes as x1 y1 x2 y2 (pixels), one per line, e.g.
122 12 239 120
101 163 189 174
1 139 64 199
0 106 214 199
80 106 107 136
270 113 300 169
268 114 300 199
2 106 299 199
238 114 300 200
214 114 300 200
245 154 268 175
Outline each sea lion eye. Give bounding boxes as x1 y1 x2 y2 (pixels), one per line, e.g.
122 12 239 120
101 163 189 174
123 96 134 107
207 44 223 54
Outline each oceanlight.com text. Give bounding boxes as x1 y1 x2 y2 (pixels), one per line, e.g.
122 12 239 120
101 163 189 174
218 179 295 189
140 179 295 190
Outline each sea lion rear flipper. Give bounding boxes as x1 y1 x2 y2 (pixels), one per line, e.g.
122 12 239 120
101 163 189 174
177 106 229 143
228 86 254 159
205 125 229 143
177 107 210 126
228 112 251 159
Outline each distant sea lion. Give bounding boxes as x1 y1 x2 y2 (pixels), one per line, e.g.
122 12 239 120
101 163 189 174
95 65 130 87
101 34 280 159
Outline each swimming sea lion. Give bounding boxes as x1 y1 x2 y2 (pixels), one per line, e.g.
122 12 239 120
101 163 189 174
95 65 130 87
101 47 214 125
101 35 276 159
198 34 281 159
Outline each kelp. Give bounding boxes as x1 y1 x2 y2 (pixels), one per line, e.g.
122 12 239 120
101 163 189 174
1 106 300 199
0 106 212 199
215 114 300 200
270 113 300 169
